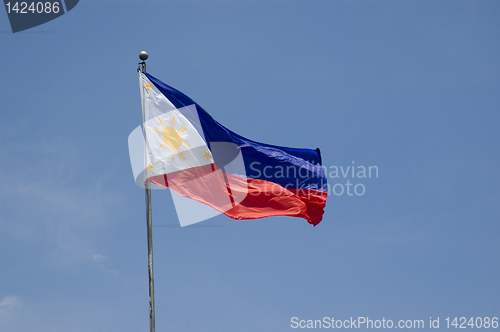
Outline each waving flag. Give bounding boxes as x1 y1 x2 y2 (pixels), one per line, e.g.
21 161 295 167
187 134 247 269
136 72 327 226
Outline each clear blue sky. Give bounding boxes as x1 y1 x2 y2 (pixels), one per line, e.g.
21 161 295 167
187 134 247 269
1 1 499 331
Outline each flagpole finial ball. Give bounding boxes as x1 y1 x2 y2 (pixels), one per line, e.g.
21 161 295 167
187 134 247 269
139 51 148 61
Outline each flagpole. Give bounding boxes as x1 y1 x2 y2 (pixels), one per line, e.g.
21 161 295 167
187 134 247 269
139 51 156 332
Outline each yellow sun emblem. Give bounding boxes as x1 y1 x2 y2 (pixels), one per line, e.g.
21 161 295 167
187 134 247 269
153 115 190 159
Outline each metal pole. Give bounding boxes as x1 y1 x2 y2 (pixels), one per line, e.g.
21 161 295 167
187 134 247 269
139 51 155 332
145 182 155 332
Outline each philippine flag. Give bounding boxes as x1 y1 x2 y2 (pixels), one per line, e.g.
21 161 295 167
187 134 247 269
134 72 328 226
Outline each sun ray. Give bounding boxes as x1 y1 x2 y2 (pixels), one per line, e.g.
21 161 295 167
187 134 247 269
178 147 186 159
158 117 167 129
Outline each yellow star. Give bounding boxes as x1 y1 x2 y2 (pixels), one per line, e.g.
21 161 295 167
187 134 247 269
146 164 154 173
202 150 212 161
143 84 151 91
